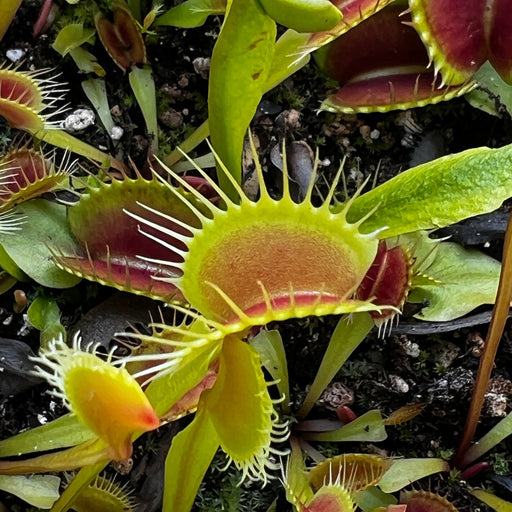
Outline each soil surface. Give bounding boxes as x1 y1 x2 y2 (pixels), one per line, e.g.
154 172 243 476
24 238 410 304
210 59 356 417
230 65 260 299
1 1 512 511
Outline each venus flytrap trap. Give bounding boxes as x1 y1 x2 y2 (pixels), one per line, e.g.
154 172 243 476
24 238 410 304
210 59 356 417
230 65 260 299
0 146 84 290
0 333 159 476
409 0 512 86
314 1 476 113
62 473 138 512
0 147 73 212
0 66 124 170
95 2 146 72
283 443 392 512
125 146 386 327
314 0 512 113
0 145 74 238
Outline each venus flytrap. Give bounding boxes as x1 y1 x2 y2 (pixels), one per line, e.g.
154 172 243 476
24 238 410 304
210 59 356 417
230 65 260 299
111 140 512 509
126 147 383 323
0 145 74 238
2 140 512 510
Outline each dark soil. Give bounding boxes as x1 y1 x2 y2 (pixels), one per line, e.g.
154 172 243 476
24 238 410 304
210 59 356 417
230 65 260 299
1 1 512 511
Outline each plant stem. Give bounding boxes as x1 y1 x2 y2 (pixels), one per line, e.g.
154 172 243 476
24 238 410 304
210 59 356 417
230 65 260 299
453 212 512 467
297 313 373 419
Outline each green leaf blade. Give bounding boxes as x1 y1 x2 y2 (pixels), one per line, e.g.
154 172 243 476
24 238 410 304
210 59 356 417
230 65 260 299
0 474 60 509
347 144 512 237
156 0 227 28
0 414 95 457
303 410 387 443
378 458 449 493
0 201 81 288
471 489 512 512
27 296 66 348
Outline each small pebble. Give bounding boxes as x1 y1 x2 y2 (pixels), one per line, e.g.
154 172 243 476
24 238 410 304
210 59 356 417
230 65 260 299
484 392 507 417
192 57 211 79
319 382 354 410
110 105 122 117
112 458 133 475
389 374 409 393
396 336 420 358
17 314 32 336
63 109 95 132
110 125 124 141
6 49 25 63
159 108 183 128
